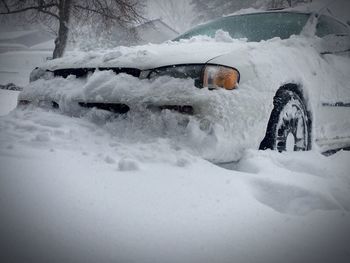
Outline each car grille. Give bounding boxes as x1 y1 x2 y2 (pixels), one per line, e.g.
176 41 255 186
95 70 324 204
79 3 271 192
54 67 141 78
78 102 130 114
149 105 194 115
51 67 196 116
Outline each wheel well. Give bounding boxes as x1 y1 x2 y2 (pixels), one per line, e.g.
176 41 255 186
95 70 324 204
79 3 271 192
274 84 305 105
259 83 312 150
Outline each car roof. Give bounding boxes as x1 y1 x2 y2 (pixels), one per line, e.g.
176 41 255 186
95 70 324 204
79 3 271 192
189 10 311 32
224 10 311 18
221 10 348 30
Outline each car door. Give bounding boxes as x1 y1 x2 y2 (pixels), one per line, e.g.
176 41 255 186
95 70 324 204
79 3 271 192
314 15 350 151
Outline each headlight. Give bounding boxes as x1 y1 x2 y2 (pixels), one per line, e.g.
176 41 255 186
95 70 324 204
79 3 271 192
29 67 54 82
142 65 203 88
203 65 239 90
140 64 239 90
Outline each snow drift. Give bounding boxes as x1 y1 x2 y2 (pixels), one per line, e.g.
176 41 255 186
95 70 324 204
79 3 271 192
0 102 350 263
0 91 350 263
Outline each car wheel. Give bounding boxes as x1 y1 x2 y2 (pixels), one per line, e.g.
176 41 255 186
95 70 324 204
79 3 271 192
260 89 311 152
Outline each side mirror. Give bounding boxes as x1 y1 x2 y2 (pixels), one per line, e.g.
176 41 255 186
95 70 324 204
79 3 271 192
317 34 350 54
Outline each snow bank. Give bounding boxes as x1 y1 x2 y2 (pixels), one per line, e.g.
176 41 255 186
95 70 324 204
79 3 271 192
0 106 349 263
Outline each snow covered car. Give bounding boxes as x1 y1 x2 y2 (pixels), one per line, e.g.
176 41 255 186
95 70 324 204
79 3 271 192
19 10 350 161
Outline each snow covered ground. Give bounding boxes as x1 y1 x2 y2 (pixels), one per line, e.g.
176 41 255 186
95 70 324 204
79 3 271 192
1 89 350 263
1 4 350 260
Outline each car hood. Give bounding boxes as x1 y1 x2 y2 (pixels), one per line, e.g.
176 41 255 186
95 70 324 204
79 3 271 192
42 40 246 70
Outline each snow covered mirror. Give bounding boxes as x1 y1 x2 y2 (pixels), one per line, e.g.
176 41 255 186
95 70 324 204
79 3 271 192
315 15 350 54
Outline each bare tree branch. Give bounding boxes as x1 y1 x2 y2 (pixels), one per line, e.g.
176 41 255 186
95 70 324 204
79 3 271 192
0 3 57 16
0 0 145 58
73 4 118 20
1 0 10 12
36 8 59 19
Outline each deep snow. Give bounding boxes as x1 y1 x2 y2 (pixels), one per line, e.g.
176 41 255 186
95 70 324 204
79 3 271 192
1 5 350 260
0 90 350 263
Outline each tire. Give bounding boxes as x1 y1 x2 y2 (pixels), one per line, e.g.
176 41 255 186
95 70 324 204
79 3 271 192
260 89 311 152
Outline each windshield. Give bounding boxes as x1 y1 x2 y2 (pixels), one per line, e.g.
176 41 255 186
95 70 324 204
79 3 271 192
174 12 310 42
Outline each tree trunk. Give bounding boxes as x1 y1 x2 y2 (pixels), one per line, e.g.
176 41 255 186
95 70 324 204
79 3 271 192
53 0 72 59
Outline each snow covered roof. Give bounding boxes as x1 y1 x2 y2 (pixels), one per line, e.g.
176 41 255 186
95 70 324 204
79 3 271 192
30 39 55 50
0 30 38 40
0 29 55 52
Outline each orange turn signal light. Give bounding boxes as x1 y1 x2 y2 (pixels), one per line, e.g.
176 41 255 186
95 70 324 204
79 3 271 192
203 66 239 90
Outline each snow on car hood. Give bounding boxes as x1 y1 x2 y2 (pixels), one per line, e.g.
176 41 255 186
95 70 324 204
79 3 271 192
42 32 247 70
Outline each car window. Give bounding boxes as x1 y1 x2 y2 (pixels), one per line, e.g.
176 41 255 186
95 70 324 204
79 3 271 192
316 15 349 37
174 12 310 42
